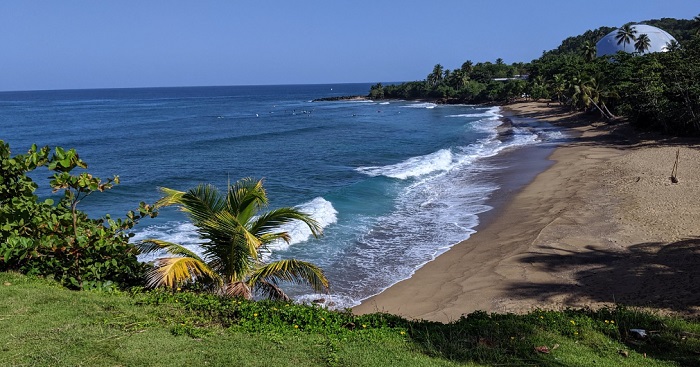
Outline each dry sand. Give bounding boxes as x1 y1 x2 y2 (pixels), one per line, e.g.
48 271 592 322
353 101 700 322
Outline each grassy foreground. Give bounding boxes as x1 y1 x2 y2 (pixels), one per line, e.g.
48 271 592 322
0 272 698 367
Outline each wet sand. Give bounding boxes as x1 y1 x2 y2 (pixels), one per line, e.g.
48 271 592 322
354 101 700 322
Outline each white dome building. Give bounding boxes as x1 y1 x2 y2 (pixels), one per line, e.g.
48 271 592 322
596 24 677 57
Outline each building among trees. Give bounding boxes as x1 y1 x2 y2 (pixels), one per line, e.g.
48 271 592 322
596 24 677 56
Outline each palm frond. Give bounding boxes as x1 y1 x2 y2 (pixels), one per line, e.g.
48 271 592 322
250 207 323 240
258 232 292 246
254 280 291 301
200 210 263 257
226 178 268 220
201 233 258 283
136 239 204 260
146 256 220 289
249 259 329 296
180 184 226 224
219 281 253 299
155 187 186 208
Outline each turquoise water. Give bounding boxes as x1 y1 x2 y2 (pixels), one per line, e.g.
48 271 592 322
0 84 563 307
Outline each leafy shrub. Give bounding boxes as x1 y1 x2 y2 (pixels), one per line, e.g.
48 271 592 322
0 141 157 289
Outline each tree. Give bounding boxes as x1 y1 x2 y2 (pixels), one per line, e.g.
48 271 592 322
138 178 329 300
369 83 385 99
635 34 652 54
460 60 473 74
0 142 156 290
581 40 597 62
428 64 444 86
615 24 638 51
666 40 682 52
549 74 567 104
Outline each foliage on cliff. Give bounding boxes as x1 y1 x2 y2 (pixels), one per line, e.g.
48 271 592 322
370 15 700 135
0 140 157 289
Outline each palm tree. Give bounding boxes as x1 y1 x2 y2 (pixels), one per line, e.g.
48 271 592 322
634 34 651 54
460 60 473 74
615 24 638 52
428 64 444 86
567 74 615 120
549 74 567 105
666 40 682 52
581 40 597 62
137 178 329 300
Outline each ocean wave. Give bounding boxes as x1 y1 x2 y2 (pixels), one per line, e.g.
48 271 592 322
356 149 455 179
329 169 498 308
132 222 201 262
402 102 437 109
539 129 567 142
133 197 337 260
355 109 538 181
294 293 357 309
446 106 501 119
267 197 338 251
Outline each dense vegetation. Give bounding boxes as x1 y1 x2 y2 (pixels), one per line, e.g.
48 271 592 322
2 14 700 367
369 15 700 135
0 141 156 290
2 272 699 366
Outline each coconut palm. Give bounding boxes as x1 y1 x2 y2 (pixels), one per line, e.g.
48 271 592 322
137 178 329 300
634 34 651 54
581 40 597 62
549 74 567 105
567 74 616 120
666 40 682 52
428 64 444 86
460 60 473 74
615 24 638 51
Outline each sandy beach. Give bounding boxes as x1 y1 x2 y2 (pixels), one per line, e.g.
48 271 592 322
354 101 700 322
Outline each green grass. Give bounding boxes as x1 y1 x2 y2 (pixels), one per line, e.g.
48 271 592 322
1 272 698 367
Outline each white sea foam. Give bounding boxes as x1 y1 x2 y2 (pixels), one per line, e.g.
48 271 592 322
402 102 437 109
267 197 338 251
446 106 501 119
132 222 201 262
355 108 539 181
378 101 390 105
356 149 455 179
540 130 566 141
294 293 357 310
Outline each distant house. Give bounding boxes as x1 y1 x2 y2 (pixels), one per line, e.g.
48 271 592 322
492 74 529 82
596 24 677 57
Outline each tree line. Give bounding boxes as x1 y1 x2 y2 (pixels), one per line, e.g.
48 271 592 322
369 15 700 135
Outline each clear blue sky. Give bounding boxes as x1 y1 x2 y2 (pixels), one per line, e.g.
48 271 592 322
1 1 697 91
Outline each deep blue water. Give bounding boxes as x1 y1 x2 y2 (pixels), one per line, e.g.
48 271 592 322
0 84 562 307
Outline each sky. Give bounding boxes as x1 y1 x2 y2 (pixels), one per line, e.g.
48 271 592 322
0 1 697 92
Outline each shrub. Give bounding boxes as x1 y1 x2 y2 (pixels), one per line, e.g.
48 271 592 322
0 141 156 289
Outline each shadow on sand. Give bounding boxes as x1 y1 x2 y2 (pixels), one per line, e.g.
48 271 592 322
508 238 700 314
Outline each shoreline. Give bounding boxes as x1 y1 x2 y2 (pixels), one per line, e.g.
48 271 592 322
353 101 700 321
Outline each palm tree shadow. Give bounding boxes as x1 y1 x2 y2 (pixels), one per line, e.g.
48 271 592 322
508 239 700 314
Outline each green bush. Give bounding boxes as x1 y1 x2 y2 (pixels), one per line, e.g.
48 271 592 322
0 141 156 289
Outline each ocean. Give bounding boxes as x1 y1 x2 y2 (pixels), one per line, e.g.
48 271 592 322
0 84 564 308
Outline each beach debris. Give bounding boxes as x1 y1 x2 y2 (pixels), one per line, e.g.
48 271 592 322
312 298 325 304
3 282 10 286
534 345 551 354
629 328 648 339
618 349 629 357
670 148 679 183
